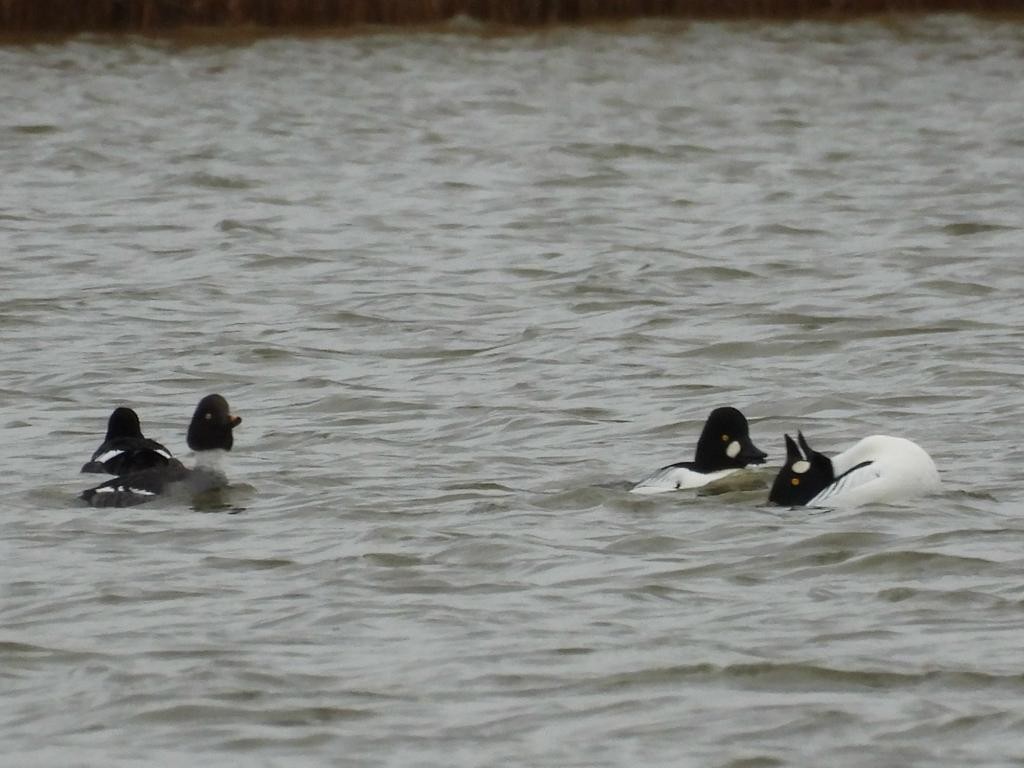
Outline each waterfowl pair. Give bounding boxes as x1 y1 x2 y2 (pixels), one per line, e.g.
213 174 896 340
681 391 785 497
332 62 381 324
633 407 939 507
81 394 241 508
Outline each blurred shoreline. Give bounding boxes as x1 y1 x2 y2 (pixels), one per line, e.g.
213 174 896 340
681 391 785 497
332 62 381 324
2 0 1023 38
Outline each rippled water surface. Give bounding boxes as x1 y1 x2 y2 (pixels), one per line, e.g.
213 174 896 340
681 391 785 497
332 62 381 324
3 15 1024 766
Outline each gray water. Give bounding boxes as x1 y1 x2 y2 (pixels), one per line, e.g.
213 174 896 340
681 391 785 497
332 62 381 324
3 15 1024 766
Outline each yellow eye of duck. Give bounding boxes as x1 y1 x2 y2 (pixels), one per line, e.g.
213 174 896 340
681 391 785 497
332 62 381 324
791 477 800 486
721 434 729 442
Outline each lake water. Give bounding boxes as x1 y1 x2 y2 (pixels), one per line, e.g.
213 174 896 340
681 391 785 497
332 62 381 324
3 14 1024 766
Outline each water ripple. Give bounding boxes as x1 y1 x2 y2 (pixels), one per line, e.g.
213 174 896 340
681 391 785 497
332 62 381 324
3 15 1024 768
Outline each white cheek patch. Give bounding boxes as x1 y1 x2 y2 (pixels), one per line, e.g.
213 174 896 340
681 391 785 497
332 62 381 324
95 450 125 463
726 441 741 459
792 460 811 474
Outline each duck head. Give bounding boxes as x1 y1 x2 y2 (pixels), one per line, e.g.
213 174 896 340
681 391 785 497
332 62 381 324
106 407 144 440
187 394 242 452
693 406 768 471
769 431 835 506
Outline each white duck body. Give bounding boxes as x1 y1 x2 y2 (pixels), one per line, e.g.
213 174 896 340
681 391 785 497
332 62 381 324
807 435 940 508
630 465 740 494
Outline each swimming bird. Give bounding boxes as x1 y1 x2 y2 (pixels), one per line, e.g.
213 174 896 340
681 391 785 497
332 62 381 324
768 431 940 508
81 394 241 508
81 406 178 475
630 406 768 494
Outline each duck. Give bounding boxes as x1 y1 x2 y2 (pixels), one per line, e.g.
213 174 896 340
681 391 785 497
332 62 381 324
81 394 241 508
768 431 940 508
81 406 179 475
630 406 768 494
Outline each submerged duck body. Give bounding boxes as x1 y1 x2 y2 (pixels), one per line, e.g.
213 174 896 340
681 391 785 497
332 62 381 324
81 394 241 508
631 406 768 494
81 406 178 475
769 431 940 508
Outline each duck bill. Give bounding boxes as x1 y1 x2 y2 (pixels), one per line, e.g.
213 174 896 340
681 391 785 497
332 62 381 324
739 439 767 465
230 415 242 428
